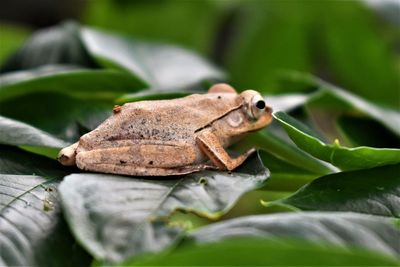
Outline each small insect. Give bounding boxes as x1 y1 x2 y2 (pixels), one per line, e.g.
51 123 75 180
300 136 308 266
43 186 57 211
58 84 272 176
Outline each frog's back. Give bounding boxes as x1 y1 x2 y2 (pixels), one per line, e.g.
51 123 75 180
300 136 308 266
80 93 241 148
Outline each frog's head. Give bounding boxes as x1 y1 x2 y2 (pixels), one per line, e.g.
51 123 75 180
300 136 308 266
238 89 273 132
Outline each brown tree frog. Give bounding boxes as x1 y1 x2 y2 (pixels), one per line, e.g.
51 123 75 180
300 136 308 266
58 84 273 176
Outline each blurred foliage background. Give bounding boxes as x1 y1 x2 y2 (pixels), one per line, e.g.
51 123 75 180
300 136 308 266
1 0 399 107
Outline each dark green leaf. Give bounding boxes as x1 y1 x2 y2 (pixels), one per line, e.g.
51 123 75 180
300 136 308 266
81 27 225 89
338 116 400 148
308 84 400 138
0 115 67 148
59 153 268 263
267 164 400 218
259 150 318 192
274 111 400 170
0 93 112 142
132 238 399 266
1 22 97 72
188 212 400 258
0 145 70 179
0 175 91 267
0 66 146 102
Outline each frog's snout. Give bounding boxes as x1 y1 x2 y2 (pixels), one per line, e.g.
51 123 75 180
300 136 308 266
264 104 273 115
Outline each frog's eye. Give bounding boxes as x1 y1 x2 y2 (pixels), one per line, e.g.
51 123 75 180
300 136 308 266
255 100 266 109
250 95 266 119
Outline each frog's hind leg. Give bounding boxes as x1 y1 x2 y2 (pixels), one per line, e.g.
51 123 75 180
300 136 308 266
58 142 79 166
75 144 215 176
76 161 215 176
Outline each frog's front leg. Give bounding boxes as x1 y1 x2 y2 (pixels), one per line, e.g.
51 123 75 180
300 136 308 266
196 130 255 171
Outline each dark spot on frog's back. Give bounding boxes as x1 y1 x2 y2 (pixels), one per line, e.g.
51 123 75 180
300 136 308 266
151 129 160 136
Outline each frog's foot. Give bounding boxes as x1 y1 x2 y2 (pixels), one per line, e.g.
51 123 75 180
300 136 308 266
76 161 216 176
58 142 79 166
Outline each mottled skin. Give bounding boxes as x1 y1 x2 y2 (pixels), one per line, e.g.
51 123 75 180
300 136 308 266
58 84 273 176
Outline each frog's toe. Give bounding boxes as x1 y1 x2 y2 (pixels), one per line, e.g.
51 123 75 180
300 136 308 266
58 142 79 166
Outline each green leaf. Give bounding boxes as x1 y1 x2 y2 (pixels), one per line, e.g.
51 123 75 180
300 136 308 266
0 145 70 178
267 164 400 218
59 153 268 263
1 22 97 72
225 1 311 93
278 72 400 137
0 115 67 148
132 238 399 266
80 27 225 89
0 66 146 102
265 93 309 112
274 111 400 171
251 131 335 175
84 0 222 55
308 84 400 138
0 23 30 64
0 93 112 142
259 150 318 192
117 91 190 104
0 175 91 266
318 1 400 107
188 212 400 259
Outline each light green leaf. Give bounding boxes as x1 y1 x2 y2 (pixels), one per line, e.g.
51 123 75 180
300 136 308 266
0 23 30 64
251 131 335 175
188 212 400 259
0 175 90 266
318 1 400 107
59 153 268 263
81 27 225 89
0 115 67 148
117 91 190 104
132 238 399 266
267 164 400 218
265 93 308 112
273 111 400 170
225 1 311 93
278 71 400 137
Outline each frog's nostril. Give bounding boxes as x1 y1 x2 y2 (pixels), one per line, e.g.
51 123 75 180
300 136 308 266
265 106 273 114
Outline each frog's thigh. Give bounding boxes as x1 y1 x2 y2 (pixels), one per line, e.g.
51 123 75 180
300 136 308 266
76 143 197 169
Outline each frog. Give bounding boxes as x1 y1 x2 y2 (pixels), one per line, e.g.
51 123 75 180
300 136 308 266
58 83 273 176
